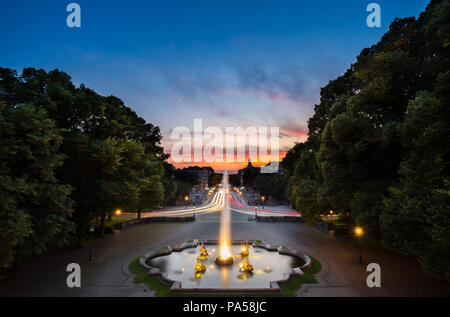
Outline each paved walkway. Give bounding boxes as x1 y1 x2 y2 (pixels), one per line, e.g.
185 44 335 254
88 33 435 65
1 210 449 297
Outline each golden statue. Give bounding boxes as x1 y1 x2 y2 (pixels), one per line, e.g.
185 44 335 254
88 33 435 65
239 243 249 257
195 258 207 273
195 272 204 278
200 244 209 256
239 257 253 273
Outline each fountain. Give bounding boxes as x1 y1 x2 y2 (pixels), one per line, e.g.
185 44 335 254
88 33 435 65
138 170 313 293
214 170 234 266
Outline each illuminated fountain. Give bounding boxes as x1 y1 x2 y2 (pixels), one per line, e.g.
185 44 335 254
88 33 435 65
215 170 234 266
139 170 313 292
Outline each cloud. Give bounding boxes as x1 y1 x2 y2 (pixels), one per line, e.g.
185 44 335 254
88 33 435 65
279 121 308 138
235 64 309 102
162 66 229 102
160 61 318 110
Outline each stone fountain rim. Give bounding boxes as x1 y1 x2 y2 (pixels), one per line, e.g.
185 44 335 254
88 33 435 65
138 239 312 294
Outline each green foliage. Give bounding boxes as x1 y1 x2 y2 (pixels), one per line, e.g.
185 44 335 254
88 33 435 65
93 137 165 222
282 1 450 280
279 256 322 297
252 173 286 202
128 256 172 297
381 72 450 281
170 169 201 203
173 180 195 202
0 103 73 268
162 162 177 205
0 67 171 266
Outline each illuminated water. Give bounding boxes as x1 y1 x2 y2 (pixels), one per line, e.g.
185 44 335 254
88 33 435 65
146 170 303 289
147 244 304 289
218 170 232 260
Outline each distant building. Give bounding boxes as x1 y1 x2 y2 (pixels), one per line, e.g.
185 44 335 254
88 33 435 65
189 185 207 204
181 166 214 188
237 159 260 186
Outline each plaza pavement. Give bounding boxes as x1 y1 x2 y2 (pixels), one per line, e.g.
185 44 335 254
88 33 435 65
0 209 449 297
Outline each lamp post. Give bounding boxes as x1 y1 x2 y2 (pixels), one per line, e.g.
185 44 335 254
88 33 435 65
89 225 95 261
193 204 196 220
261 196 265 209
254 205 258 219
329 210 333 223
184 195 189 209
354 226 363 264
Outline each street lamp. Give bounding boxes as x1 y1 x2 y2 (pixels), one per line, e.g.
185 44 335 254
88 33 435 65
89 225 95 261
329 210 333 223
261 196 265 209
254 205 258 219
193 205 196 220
184 195 189 209
115 209 122 216
354 226 364 264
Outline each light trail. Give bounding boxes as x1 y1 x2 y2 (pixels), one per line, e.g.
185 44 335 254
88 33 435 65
120 186 299 218
227 192 300 217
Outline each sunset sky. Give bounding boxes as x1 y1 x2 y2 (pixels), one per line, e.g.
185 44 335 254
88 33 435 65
0 0 429 172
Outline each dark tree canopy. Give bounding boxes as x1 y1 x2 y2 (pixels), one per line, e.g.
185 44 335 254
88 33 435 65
282 0 450 281
0 67 175 268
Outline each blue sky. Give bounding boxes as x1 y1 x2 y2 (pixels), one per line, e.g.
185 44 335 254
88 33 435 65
0 0 430 170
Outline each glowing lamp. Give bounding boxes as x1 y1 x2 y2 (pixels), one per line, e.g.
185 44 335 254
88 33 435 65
355 227 363 237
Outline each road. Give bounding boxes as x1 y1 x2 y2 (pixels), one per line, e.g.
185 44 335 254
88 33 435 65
1 190 449 297
124 189 300 219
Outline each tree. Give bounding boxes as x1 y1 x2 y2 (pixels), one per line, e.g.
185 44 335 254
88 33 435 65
0 67 170 247
381 72 450 281
282 0 450 280
93 137 164 231
161 162 177 206
253 173 286 202
0 103 73 269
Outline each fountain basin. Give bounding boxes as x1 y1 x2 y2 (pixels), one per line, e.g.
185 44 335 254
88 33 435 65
139 240 311 294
